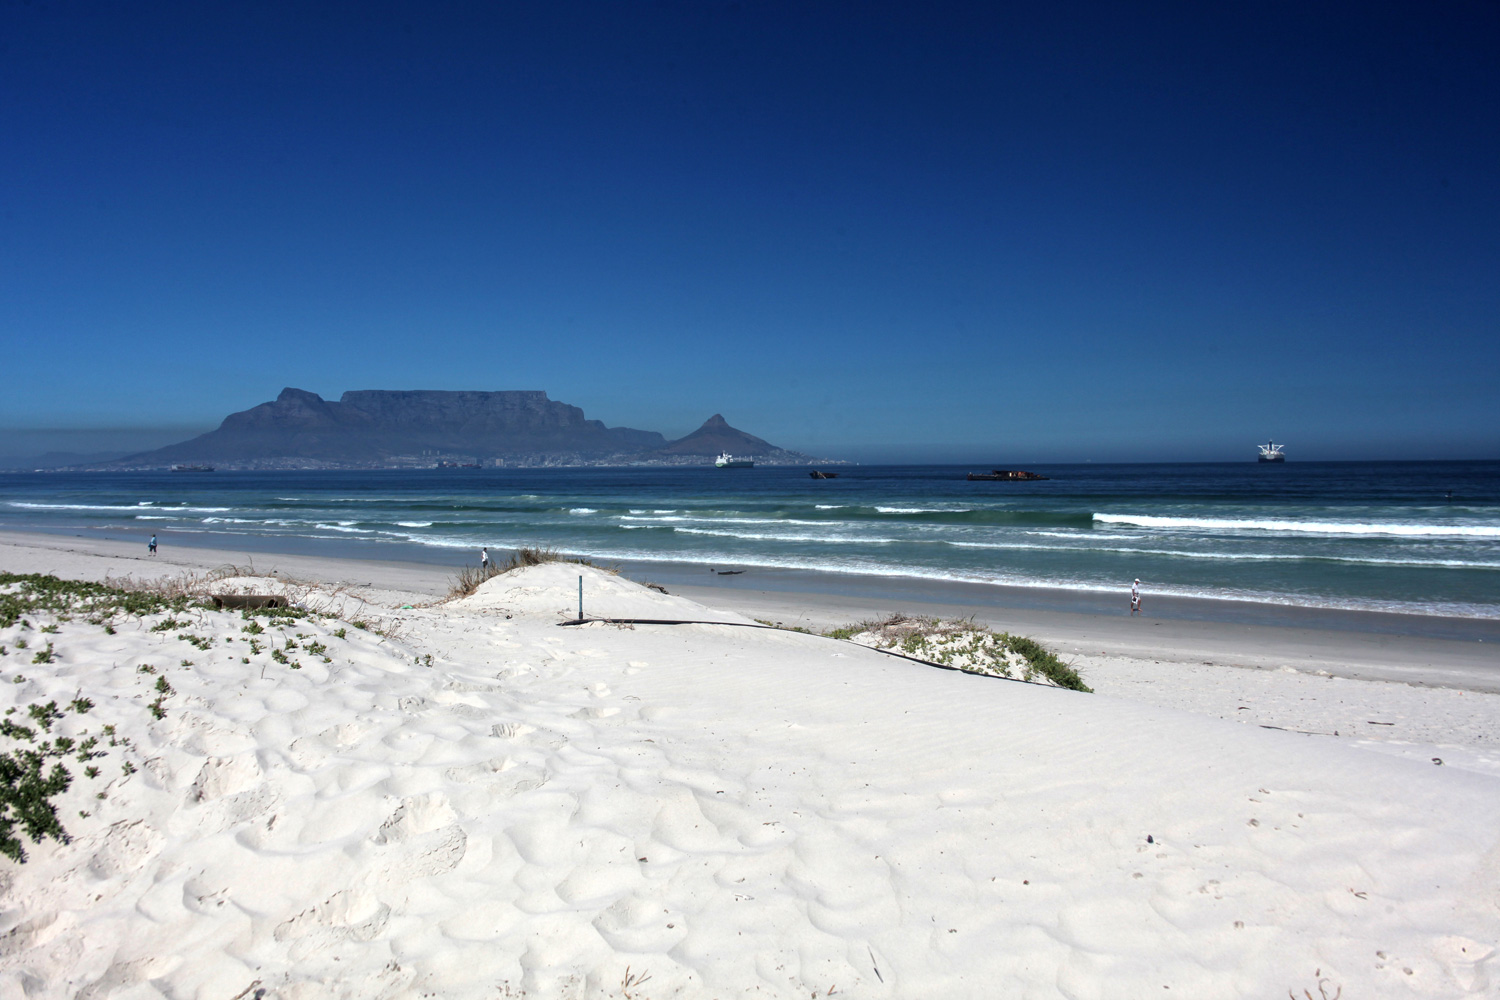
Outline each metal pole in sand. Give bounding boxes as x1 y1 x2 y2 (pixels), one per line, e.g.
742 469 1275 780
578 575 583 621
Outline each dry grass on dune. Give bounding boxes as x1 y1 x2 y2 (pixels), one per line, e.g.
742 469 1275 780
447 546 610 599
832 613 1092 692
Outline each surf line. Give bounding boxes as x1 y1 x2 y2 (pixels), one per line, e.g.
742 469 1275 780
555 616 1052 685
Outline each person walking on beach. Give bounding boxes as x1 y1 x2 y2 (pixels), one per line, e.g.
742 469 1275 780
1130 578 1141 616
148 534 157 556
480 546 490 574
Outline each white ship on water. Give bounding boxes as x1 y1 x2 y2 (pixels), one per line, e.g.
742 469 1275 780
1257 440 1285 463
714 452 754 469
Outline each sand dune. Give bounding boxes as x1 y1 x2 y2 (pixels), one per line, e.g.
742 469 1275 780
1 560 1497 998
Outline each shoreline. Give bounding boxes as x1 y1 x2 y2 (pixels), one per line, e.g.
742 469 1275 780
4 526 1497 694
7 521 1499 636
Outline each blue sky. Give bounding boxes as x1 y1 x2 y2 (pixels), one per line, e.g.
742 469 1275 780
3 2 1497 462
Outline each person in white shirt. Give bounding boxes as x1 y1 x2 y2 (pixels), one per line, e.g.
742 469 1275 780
481 547 490 574
1130 578 1141 616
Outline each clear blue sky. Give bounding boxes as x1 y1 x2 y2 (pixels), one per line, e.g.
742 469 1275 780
3 1 1497 462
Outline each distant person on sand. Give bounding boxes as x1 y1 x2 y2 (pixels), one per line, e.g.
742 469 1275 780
148 534 157 556
481 547 489 573
1130 578 1141 616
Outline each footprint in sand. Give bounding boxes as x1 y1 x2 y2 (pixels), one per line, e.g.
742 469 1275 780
0 910 78 960
444 756 517 784
1433 936 1495 991
491 722 569 750
364 793 469 884
87 820 165 879
189 754 263 803
273 887 391 962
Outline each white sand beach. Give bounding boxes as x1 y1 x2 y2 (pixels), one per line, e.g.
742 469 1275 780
2 530 1498 998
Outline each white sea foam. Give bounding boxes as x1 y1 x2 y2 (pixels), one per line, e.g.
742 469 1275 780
674 527 901 545
1095 513 1500 538
875 506 972 514
1027 529 1136 540
9 502 233 513
569 508 598 515
397 521 434 528
949 539 1500 569
620 514 834 528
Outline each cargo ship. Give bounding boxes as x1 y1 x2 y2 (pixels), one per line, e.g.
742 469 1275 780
714 452 754 469
1257 440 1286 463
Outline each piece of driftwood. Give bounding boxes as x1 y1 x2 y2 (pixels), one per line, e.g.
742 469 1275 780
211 594 286 610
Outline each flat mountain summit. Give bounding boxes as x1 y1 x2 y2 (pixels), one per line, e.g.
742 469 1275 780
116 389 824 469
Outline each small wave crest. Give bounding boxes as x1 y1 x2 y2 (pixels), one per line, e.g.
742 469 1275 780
9 501 233 513
1095 513 1500 538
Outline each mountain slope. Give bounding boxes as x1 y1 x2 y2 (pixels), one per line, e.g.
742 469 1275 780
119 389 666 467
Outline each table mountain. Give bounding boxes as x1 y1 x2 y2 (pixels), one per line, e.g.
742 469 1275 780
119 388 666 468
113 390 826 468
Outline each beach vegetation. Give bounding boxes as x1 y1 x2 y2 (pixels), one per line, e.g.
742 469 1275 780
31 644 56 665
448 546 610 598
27 702 62 732
755 618 812 634
830 615 1091 692
0 738 73 862
0 694 115 863
148 675 174 720
1 572 196 630
240 603 316 623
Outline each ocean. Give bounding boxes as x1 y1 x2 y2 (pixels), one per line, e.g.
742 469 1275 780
2 462 1498 621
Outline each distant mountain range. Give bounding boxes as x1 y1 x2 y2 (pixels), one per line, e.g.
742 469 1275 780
106 388 826 469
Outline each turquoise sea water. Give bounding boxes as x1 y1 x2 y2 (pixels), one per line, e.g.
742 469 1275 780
2 462 1498 619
